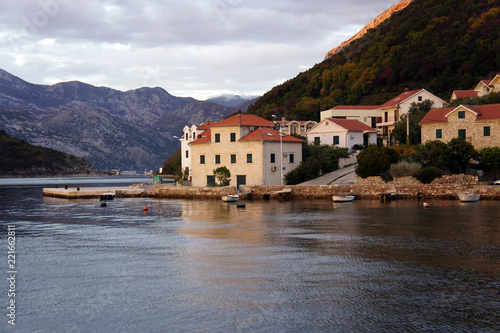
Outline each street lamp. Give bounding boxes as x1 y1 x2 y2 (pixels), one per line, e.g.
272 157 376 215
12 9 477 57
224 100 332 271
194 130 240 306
272 115 284 186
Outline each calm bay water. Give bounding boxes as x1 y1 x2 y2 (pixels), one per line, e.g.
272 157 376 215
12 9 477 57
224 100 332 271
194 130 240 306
0 177 499 332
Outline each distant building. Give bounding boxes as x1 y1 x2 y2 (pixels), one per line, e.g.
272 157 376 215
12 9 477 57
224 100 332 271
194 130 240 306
420 104 500 149
188 113 304 187
307 118 377 149
275 118 317 137
320 105 381 130
450 73 500 102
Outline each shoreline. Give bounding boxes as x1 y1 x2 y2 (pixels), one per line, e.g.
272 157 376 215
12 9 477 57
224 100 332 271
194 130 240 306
42 183 500 200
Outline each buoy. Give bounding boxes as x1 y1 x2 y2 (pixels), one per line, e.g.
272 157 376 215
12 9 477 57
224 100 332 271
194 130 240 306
444 201 447 205
423 202 429 208
143 204 149 211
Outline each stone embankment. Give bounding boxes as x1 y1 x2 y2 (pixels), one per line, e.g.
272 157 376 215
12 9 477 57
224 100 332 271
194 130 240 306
43 174 500 200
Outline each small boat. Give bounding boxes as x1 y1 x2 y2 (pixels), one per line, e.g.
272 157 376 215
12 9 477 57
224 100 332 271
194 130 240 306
99 193 115 201
457 193 480 202
221 194 239 202
332 195 355 202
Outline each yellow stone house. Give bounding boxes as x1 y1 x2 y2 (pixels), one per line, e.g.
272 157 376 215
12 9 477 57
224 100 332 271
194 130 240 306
419 104 500 149
189 113 304 188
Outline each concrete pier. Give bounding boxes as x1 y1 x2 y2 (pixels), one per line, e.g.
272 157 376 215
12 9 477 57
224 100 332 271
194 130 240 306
43 186 150 199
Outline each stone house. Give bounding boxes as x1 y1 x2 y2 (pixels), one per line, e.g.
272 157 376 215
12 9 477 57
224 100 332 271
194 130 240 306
307 118 378 149
189 113 304 187
419 104 500 149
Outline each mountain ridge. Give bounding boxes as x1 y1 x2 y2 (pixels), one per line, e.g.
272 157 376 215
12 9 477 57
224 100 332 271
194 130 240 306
0 69 238 171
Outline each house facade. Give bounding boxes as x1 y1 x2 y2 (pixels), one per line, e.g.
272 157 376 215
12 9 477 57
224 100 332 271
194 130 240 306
275 118 317 137
179 121 211 180
420 104 500 149
307 118 378 149
189 113 304 187
320 105 381 130
376 89 446 143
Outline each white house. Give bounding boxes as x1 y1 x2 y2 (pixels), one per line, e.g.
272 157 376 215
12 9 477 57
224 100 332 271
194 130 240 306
178 121 211 180
307 118 378 149
320 105 381 129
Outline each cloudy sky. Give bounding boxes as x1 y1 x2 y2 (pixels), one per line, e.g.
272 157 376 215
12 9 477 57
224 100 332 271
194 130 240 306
0 0 399 100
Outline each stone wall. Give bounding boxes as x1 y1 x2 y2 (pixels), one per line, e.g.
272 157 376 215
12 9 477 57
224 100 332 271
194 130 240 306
355 174 479 186
152 185 235 199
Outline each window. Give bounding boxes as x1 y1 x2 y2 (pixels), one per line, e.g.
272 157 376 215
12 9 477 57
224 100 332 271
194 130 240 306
333 136 339 145
200 155 205 164
418 96 423 102
231 154 236 164
436 129 442 139
458 129 466 140
270 153 276 163
185 150 189 158
484 126 490 137
289 153 295 164
192 132 196 139
185 133 188 140
230 133 236 142
215 133 220 142
314 137 320 145
458 111 465 119
215 155 221 164
247 154 253 163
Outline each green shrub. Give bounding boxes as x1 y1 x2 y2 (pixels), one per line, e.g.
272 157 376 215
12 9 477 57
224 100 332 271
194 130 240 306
415 167 443 184
355 145 397 178
389 161 422 178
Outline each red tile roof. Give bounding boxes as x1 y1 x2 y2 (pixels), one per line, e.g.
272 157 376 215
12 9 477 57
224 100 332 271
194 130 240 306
379 89 425 108
420 104 500 125
189 129 211 144
196 120 211 130
331 105 380 110
210 113 274 127
452 90 479 99
327 118 377 132
240 127 304 143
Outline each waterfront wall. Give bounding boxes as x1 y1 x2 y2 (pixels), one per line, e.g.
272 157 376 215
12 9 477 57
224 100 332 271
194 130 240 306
151 184 236 199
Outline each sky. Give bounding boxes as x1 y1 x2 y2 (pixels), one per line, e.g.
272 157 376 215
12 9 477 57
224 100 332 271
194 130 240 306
0 0 400 100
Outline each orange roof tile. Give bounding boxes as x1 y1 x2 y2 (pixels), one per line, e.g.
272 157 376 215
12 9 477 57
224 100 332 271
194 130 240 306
331 105 380 110
420 104 500 125
327 118 377 132
452 90 479 99
240 127 304 143
189 129 211 144
379 89 425 108
210 113 274 127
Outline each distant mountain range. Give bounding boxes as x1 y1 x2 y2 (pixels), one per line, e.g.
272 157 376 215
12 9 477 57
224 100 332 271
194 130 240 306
0 69 253 171
206 94 260 108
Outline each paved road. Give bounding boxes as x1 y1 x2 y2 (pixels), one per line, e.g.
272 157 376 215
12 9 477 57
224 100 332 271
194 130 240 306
297 164 357 186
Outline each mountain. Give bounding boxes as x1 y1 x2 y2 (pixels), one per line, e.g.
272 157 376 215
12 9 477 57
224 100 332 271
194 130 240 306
0 129 94 177
206 94 260 109
324 0 413 59
248 0 500 120
0 69 236 171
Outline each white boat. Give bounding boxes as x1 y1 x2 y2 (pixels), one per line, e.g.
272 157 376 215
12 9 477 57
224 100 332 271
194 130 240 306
221 194 239 202
332 195 355 202
457 193 480 202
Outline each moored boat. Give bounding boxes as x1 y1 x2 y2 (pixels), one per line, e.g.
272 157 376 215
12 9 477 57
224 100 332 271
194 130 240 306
221 194 239 202
332 195 355 202
457 193 480 202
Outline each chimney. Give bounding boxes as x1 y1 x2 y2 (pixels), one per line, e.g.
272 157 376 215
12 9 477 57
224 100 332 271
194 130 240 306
404 87 409 92
282 117 286 123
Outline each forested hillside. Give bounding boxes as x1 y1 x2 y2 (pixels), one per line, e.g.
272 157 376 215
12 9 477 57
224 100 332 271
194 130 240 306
0 130 94 177
248 0 499 121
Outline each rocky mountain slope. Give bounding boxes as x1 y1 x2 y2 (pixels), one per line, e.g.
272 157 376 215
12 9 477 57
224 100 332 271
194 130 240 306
324 0 413 59
0 69 237 171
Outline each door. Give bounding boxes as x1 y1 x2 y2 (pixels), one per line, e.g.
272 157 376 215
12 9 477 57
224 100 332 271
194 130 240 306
236 175 246 189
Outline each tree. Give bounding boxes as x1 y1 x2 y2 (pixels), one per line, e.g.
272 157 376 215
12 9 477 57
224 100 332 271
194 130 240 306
448 138 478 173
161 149 182 176
481 147 500 179
355 145 395 178
213 166 231 186
413 140 452 171
393 100 434 144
